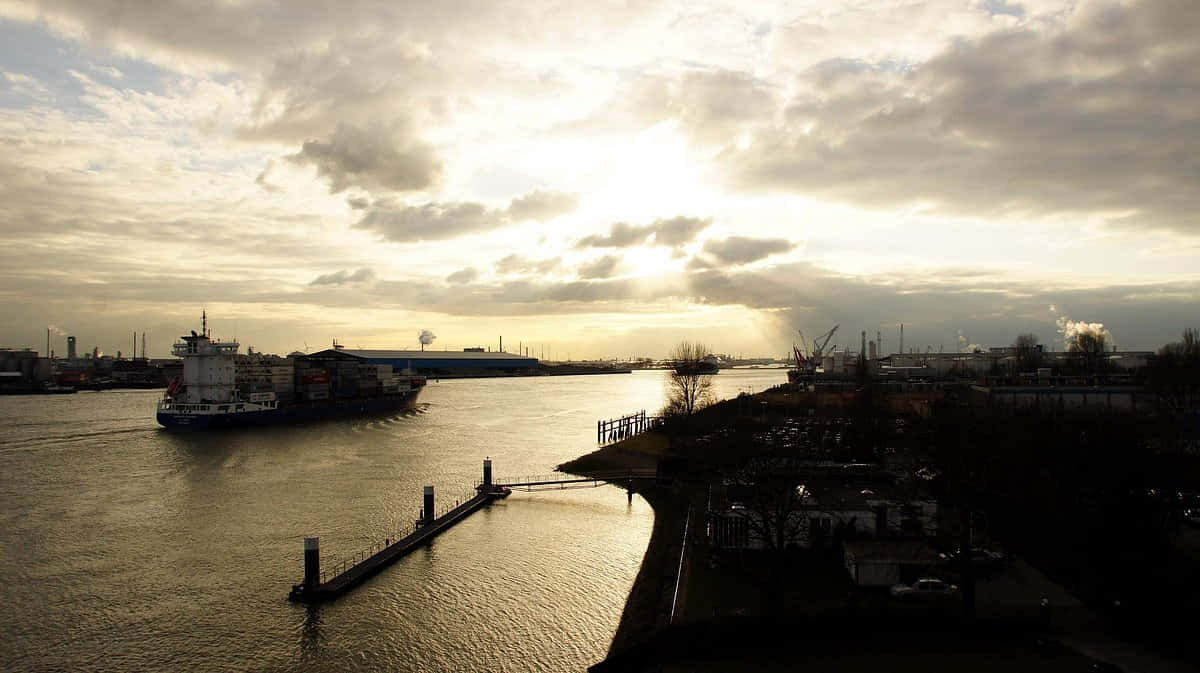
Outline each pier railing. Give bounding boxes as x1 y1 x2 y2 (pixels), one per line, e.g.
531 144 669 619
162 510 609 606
487 469 659 491
315 487 479 585
290 460 668 601
597 410 662 445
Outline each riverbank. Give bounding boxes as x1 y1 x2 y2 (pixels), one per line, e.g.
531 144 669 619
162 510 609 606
558 433 688 655
559 387 1199 672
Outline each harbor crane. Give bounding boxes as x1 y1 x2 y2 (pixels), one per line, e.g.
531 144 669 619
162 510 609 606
794 324 839 375
811 324 839 364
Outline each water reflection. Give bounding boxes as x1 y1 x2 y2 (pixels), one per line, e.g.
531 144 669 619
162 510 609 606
0 370 782 672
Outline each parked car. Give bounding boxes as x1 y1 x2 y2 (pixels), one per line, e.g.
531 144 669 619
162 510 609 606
890 578 959 599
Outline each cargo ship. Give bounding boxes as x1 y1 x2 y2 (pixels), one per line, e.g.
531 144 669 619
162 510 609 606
156 315 425 430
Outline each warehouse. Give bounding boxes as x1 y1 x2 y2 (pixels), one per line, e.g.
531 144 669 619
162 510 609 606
308 347 539 376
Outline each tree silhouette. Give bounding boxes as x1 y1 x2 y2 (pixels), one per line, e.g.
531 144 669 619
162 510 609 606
664 340 713 416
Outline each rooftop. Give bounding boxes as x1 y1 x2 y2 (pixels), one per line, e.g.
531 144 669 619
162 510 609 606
320 348 537 361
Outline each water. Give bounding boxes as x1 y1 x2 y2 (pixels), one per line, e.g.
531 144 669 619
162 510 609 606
0 369 782 672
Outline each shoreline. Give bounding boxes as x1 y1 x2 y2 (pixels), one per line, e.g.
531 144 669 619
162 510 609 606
558 433 689 657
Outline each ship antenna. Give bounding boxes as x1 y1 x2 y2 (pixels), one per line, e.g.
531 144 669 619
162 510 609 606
202 309 208 337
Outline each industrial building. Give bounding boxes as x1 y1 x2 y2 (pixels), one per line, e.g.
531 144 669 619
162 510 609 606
308 348 539 376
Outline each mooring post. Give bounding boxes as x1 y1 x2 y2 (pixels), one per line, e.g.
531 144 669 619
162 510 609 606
483 458 493 489
304 537 320 589
423 486 435 525
627 479 634 504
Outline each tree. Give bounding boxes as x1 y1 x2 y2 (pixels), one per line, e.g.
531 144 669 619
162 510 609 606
1147 328 1200 410
664 340 713 416
1013 333 1043 372
1068 331 1109 378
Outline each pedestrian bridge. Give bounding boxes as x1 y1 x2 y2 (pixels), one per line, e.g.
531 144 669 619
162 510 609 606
489 469 660 492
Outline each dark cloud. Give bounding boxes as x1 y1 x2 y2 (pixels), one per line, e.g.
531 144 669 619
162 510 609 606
346 195 370 210
576 255 619 279
723 0 1200 231
287 122 440 194
700 236 794 265
577 216 710 248
354 199 503 243
506 190 577 221
445 267 479 284
309 267 376 286
352 188 576 243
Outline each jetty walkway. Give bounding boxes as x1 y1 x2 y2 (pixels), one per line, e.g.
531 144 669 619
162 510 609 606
289 459 659 602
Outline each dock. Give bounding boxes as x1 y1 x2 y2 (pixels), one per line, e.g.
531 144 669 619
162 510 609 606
598 410 661 445
289 459 658 602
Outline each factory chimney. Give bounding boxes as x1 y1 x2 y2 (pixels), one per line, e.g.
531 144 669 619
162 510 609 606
861 330 866 358
67 336 77 362
900 323 904 356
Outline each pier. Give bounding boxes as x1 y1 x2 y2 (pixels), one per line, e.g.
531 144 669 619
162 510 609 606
598 410 661 445
289 459 659 602
493 469 658 497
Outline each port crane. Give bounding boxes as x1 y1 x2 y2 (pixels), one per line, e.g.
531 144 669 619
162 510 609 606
793 324 839 375
810 324 839 367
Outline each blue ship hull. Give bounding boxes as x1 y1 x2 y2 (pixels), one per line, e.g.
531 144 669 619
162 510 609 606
157 390 421 430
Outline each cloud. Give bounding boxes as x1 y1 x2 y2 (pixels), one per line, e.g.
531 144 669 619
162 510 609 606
309 267 376 286
722 0 1200 231
576 255 620 279
445 267 479 284
506 190 577 221
287 122 440 194
699 236 794 265
354 199 503 243
495 254 561 275
353 187 578 244
577 216 710 249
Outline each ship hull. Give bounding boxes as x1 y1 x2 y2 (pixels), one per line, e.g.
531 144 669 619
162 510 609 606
156 389 422 430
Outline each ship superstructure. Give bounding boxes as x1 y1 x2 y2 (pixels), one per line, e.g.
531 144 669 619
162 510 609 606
157 314 424 430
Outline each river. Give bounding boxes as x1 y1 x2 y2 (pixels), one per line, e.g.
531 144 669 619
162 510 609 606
0 369 782 672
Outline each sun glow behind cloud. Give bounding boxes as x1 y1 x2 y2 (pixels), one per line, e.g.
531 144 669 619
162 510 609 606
0 1 1198 358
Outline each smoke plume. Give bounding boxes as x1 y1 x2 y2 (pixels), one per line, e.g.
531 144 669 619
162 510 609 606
47 325 67 337
1054 314 1114 351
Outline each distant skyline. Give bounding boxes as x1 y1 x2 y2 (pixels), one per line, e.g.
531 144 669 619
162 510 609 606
2 1 1198 358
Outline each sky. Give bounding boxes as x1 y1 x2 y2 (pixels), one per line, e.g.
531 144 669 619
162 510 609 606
0 0 1197 359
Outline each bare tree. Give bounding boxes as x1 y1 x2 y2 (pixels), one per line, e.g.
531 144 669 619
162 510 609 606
664 340 713 416
1068 331 1109 377
1013 333 1043 372
1148 328 1200 410
741 474 813 552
